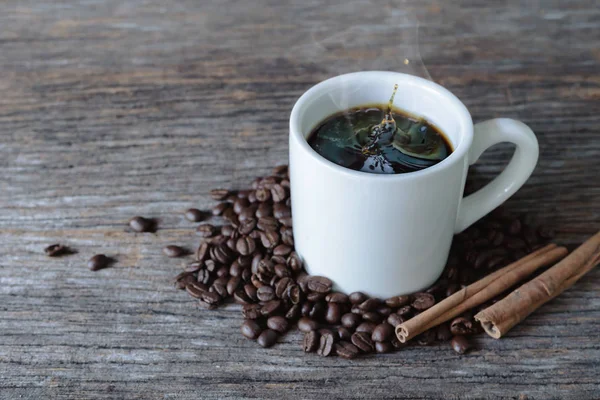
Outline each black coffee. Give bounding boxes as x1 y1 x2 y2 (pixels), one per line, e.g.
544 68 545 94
307 86 453 174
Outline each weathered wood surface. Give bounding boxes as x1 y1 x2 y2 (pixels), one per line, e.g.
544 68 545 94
1 0 599 399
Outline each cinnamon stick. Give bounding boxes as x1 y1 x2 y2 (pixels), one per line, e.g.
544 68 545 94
396 244 568 343
475 230 600 339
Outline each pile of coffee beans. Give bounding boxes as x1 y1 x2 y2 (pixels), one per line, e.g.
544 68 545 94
175 165 553 357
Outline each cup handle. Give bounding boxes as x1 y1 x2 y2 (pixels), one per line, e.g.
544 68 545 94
454 118 539 233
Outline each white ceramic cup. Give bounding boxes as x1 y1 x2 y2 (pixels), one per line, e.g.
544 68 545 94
289 71 539 298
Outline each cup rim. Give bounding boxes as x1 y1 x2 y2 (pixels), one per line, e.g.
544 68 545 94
289 71 473 181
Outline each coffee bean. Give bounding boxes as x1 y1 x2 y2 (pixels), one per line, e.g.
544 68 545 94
436 324 453 341
44 244 69 257
317 331 335 356
196 242 209 262
298 317 319 332
259 230 280 249
349 292 367 304
337 326 352 341
309 301 326 320
362 312 382 323
396 305 413 317
341 313 361 329
451 335 471 354
212 202 228 216
255 187 271 202
185 281 207 299
285 304 301 320
417 329 437 346
270 184 287 203
200 290 221 305
412 293 436 311
450 317 473 335
210 280 228 298
273 244 292 256
197 269 210 285
351 332 375 353
88 254 111 271
185 261 203 273
238 207 256 222
487 256 506 269
371 341 391 354
281 228 294 246
274 264 291 278
175 272 196 289
371 323 394 342
387 313 405 327
260 300 282 316
359 298 381 311
241 268 251 282
257 286 275 302
273 204 291 219
226 276 241 295
385 295 411 308
306 291 326 302
492 231 504 247
210 243 235 264
303 330 319 352
287 252 302 272
237 218 257 236
537 225 554 240
335 341 360 359
272 164 288 176
267 316 289 333
270 255 287 265
279 217 293 227
235 236 256 256
242 304 262 320
508 218 522 235
197 224 216 238
350 305 362 314
325 303 342 324
307 276 333 294
210 188 229 201
184 208 205 222
198 300 217 310
287 284 302 304
257 329 278 348
163 245 186 258
233 290 252 304
355 322 377 335
129 216 154 232
326 292 349 303
255 202 272 218
241 319 263 340
376 305 392 317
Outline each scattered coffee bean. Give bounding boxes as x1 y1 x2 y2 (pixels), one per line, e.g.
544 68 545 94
298 317 319 333
355 322 377 335
185 208 205 222
336 341 360 359
257 286 275 302
317 331 335 356
341 313 361 329
337 326 352 341
303 330 319 352
44 243 70 257
88 254 111 271
241 319 262 340
325 303 342 324
436 324 453 341
236 236 256 256
450 317 474 335
375 341 393 354
351 332 374 353
163 245 186 258
371 323 394 342
385 295 411 308
387 313 405 327
257 329 278 348
129 216 154 232
197 224 216 238
267 316 289 333
260 300 282 316
451 335 471 354
417 329 437 346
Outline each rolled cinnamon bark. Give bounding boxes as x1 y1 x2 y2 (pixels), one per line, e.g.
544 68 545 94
475 230 600 339
396 244 568 343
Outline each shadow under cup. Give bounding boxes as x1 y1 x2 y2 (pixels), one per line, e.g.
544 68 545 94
289 71 473 298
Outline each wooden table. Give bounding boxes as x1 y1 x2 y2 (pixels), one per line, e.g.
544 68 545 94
1 1 599 398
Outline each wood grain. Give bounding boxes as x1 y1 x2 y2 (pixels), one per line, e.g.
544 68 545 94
1 0 599 399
